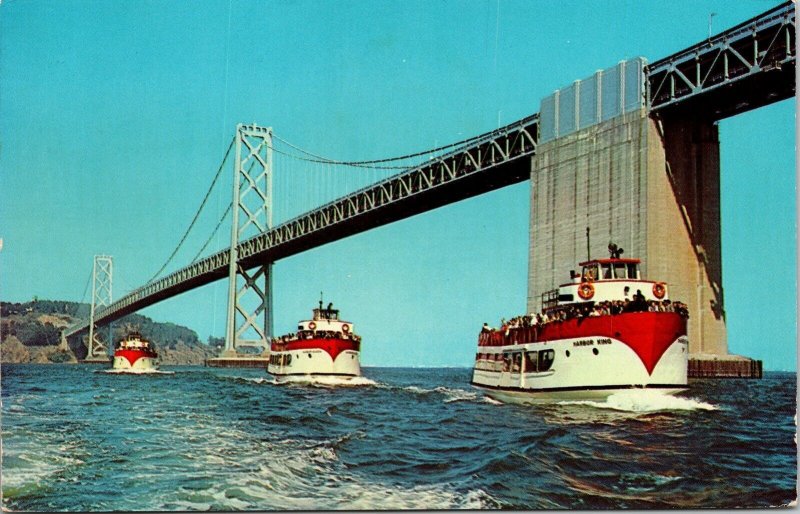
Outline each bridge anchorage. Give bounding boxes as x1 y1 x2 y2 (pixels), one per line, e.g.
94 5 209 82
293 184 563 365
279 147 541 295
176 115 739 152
207 124 274 367
81 255 113 364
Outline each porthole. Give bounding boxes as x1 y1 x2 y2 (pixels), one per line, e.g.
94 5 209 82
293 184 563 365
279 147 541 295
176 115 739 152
307 354 312 358
565 350 570 357
592 348 599 356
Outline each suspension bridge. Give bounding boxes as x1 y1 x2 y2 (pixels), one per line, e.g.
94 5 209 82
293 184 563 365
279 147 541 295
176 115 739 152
64 2 794 370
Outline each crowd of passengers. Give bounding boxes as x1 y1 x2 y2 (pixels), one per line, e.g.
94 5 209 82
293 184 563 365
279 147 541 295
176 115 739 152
482 298 689 334
271 329 361 346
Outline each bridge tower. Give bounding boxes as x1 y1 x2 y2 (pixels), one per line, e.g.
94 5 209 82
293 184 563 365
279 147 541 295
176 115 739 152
84 254 113 363
220 124 274 360
527 58 733 366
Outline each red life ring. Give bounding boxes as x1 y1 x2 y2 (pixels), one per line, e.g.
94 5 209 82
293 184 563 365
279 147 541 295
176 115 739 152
653 282 666 299
308 321 317 330
342 324 350 333
578 282 595 300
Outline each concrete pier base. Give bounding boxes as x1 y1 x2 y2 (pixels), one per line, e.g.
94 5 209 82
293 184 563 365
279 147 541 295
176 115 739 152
79 356 111 364
205 356 270 368
689 354 763 378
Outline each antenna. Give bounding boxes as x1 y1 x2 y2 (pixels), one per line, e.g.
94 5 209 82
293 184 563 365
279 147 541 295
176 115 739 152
586 227 591 261
319 291 323 310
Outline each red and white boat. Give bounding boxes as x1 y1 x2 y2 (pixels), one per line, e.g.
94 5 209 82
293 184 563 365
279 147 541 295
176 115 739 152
112 332 160 372
471 244 688 402
267 301 362 382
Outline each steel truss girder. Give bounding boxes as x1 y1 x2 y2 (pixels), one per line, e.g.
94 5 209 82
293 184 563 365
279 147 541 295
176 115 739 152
86 255 112 358
63 115 539 337
648 1 795 112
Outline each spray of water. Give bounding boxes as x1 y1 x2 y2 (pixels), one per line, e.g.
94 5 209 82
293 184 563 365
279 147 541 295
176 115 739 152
97 369 175 375
558 390 718 412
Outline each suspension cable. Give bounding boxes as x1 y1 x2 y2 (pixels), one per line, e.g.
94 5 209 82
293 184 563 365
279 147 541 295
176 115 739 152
272 132 486 166
268 142 411 170
147 136 235 284
71 269 93 317
190 202 232 264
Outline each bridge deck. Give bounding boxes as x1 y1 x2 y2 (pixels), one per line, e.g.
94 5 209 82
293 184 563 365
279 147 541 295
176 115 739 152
65 115 539 336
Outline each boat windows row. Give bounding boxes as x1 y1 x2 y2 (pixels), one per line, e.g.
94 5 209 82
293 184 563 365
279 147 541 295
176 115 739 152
269 353 292 366
474 349 554 373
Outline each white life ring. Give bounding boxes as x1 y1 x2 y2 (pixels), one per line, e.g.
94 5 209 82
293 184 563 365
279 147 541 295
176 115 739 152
342 324 350 333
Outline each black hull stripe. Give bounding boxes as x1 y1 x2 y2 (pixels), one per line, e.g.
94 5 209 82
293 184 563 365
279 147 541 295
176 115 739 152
469 381 686 393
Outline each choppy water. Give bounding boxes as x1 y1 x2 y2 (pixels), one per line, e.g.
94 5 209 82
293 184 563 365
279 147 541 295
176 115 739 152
1 364 796 510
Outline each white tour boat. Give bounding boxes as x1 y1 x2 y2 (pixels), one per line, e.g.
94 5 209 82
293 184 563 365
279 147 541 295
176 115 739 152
112 332 160 372
471 244 689 402
267 301 362 382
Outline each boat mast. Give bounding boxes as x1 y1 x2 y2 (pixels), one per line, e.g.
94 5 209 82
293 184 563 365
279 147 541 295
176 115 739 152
586 227 591 261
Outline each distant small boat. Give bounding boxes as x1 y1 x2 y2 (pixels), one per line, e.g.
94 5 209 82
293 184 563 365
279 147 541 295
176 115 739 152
267 301 361 383
112 332 160 372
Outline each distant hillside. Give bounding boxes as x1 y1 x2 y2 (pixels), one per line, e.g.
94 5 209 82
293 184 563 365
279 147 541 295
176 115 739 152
0 300 218 365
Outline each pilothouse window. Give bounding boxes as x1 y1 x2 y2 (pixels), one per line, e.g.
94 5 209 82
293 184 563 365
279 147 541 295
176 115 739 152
613 262 627 279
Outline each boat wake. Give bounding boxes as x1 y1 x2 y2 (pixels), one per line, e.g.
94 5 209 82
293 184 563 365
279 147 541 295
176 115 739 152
156 429 498 511
557 390 718 413
274 375 378 388
401 385 501 405
95 369 175 375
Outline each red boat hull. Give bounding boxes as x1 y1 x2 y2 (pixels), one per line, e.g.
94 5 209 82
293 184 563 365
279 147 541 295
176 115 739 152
273 338 359 362
114 349 158 368
478 311 686 376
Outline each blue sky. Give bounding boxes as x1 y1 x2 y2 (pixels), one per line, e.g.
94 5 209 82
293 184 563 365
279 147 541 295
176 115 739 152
1 1 795 370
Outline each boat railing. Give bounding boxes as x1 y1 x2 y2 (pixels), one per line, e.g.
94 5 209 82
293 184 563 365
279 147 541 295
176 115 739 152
479 299 689 346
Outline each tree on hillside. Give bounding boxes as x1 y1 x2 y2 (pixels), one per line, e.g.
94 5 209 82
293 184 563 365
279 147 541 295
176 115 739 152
16 321 60 346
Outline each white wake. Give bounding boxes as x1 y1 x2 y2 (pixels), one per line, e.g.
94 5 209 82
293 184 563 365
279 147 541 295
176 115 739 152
558 390 718 412
96 368 175 375
273 375 377 388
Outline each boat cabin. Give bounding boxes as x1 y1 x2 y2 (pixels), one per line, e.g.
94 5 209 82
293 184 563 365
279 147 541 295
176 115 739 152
542 244 669 310
579 258 641 282
313 303 339 321
117 332 153 350
293 301 356 340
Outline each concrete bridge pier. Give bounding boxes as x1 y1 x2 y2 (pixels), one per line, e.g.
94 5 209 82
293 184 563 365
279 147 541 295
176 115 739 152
527 98 760 376
649 113 726 356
